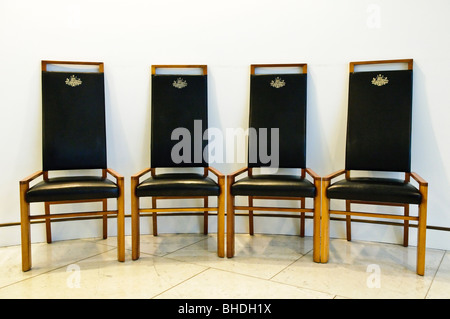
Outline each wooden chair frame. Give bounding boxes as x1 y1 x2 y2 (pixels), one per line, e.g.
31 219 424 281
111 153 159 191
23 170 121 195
226 64 321 262
320 59 428 275
20 61 125 272
131 65 225 259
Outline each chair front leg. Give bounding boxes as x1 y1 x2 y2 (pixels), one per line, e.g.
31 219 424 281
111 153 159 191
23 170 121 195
417 183 428 276
226 175 235 258
217 176 225 258
116 176 125 262
320 179 331 263
313 179 321 263
131 177 140 261
20 182 32 272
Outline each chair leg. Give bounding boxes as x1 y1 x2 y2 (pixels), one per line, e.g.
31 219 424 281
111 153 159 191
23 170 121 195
152 197 158 236
248 196 254 235
346 200 351 241
403 204 410 247
226 176 235 258
300 198 305 238
20 183 32 272
44 202 52 243
131 179 140 260
417 185 428 276
320 180 330 263
117 178 125 262
102 199 108 240
203 196 209 235
313 179 321 262
217 177 225 258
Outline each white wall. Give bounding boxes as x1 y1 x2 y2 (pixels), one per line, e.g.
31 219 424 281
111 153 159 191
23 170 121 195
1 0 450 249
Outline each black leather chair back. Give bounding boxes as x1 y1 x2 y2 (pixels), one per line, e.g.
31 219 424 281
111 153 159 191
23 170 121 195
345 69 413 172
151 74 208 168
41 71 107 171
248 73 307 168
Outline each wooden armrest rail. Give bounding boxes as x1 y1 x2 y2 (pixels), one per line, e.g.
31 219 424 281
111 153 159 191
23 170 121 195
131 167 153 181
207 166 224 178
20 171 44 185
305 168 320 181
106 168 123 180
323 169 346 182
410 172 428 186
229 167 249 178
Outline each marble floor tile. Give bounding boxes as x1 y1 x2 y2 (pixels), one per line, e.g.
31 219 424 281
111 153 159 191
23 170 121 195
100 233 210 256
426 251 450 299
1 234 449 299
0 249 207 299
167 234 312 279
155 268 333 299
0 239 114 288
272 239 446 299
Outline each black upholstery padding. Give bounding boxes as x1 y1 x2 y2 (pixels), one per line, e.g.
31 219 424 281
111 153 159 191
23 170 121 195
136 173 220 197
345 70 413 172
248 73 307 168
326 177 422 204
41 71 107 171
26 176 119 203
150 75 208 168
231 174 316 198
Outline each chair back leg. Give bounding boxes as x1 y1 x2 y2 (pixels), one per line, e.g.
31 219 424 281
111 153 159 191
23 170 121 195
300 198 305 237
346 200 352 241
203 196 209 235
44 202 52 243
403 204 410 247
248 196 254 235
102 199 108 239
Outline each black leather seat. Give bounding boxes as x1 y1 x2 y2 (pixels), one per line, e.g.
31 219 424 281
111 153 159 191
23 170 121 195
320 59 428 275
227 64 321 261
26 176 120 203
231 174 316 198
327 177 422 205
136 173 220 197
131 65 225 260
19 61 125 272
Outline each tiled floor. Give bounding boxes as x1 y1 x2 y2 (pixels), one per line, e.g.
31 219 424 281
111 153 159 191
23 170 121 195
0 233 449 299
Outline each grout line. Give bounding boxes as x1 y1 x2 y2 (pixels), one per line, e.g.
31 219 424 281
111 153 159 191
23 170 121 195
424 251 446 299
150 267 211 299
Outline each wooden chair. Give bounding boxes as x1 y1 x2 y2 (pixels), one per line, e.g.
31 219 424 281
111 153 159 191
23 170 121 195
320 59 428 275
19 61 125 271
131 65 225 259
227 64 321 261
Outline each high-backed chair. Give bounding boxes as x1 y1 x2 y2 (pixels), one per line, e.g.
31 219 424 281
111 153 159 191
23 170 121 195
227 64 321 261
19 61 125 271
131 65 225 259
320 59 428 275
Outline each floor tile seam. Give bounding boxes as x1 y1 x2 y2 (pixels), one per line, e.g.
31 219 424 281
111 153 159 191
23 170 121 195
161 263 333 299
212 264 338 299
150 267 211 299
267 246 313 280
424 251 447 299
155 236 213 258
266 252 340 299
